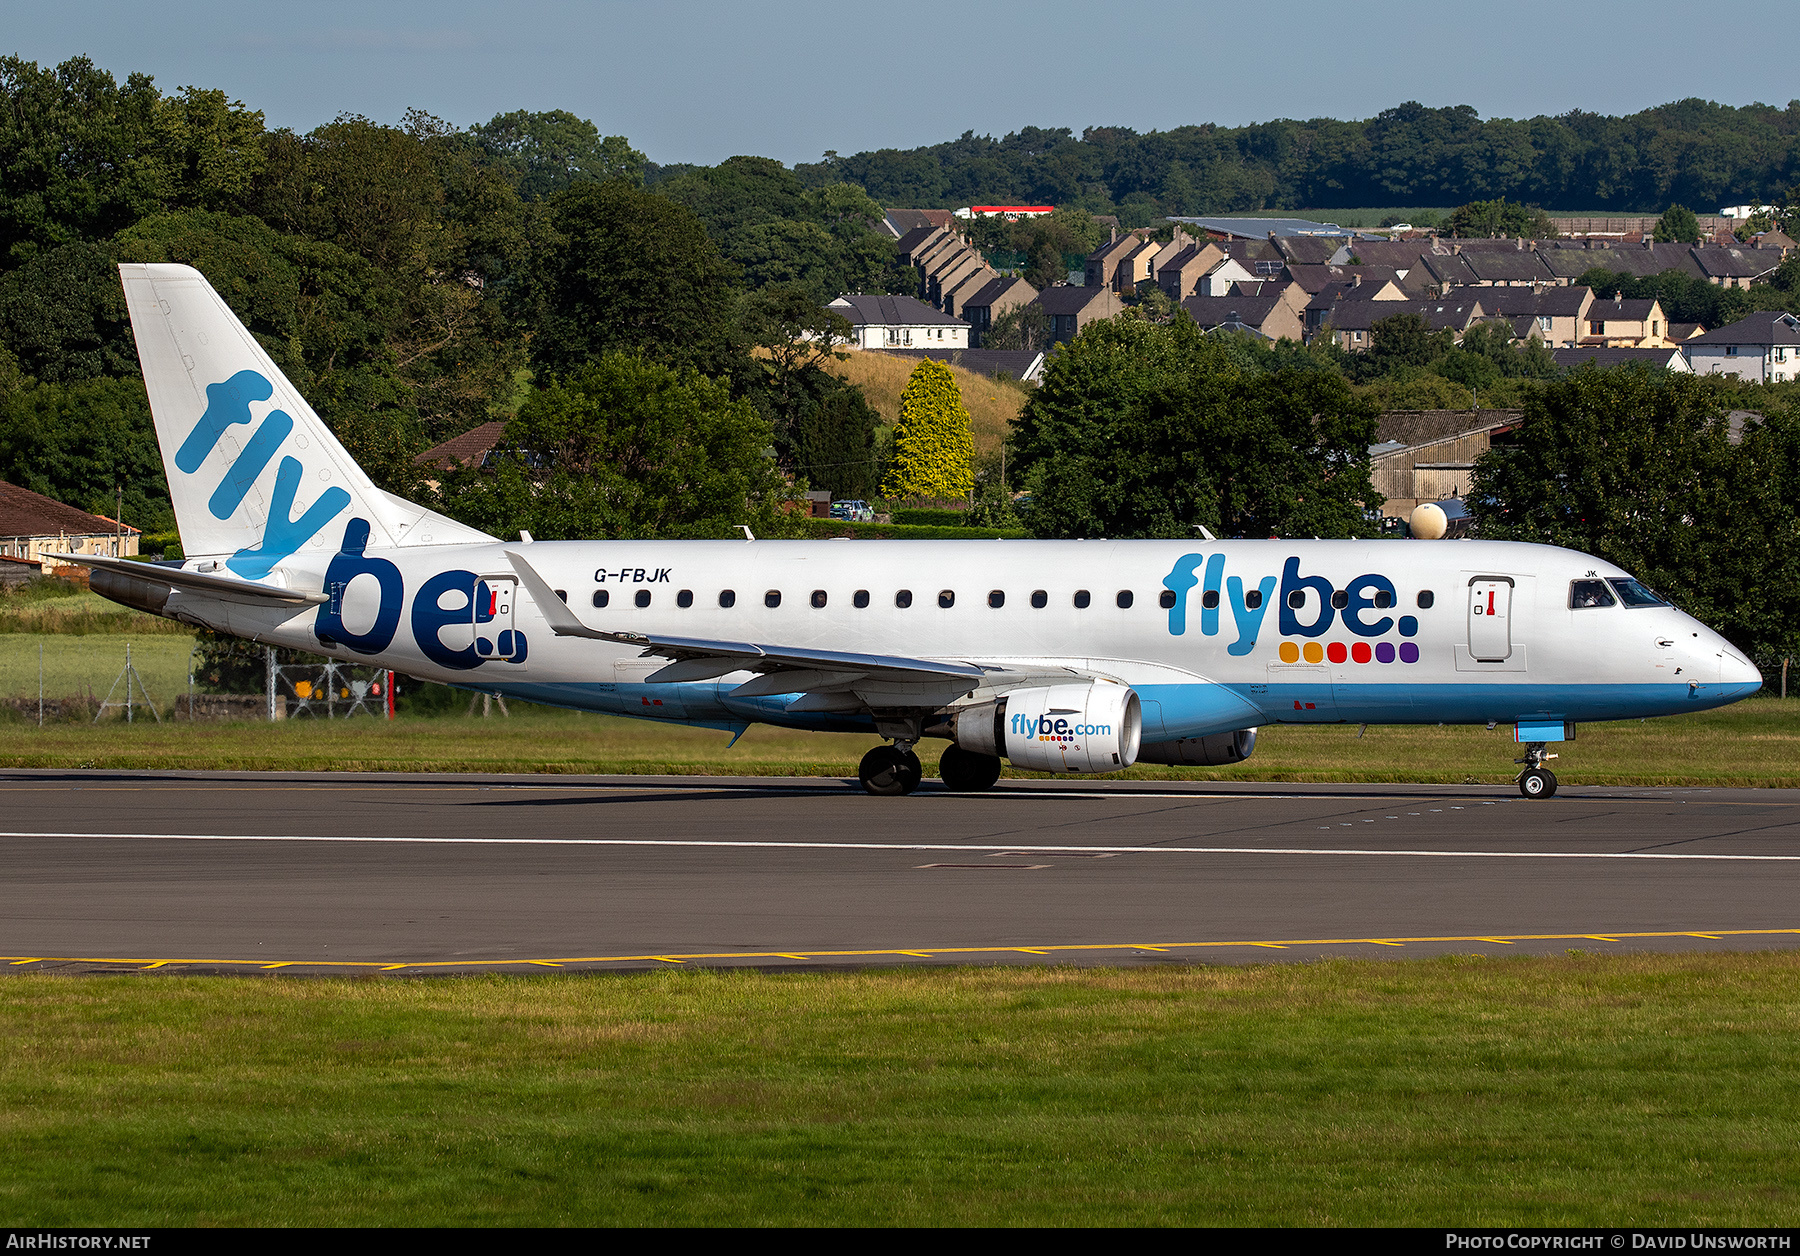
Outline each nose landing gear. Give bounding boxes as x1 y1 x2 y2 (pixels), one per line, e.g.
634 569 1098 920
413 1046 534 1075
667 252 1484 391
1515 742 1558 798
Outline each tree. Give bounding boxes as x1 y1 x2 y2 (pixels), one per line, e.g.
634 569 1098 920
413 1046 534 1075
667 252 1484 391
1654 204 1702 244
1469 368 1800 661
1360 312 1452 378
1024 237 1067 291
984 301 1052 353
786 384 883 500
439 353 794 540
1447 198 1559 239
1010 315 1379 539
526 180 747 382
882 359 975 501
0 375 171 529
0 243 136 382
469 110 645 198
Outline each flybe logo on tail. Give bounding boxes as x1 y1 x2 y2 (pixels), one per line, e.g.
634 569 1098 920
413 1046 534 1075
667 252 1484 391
180 370 351 577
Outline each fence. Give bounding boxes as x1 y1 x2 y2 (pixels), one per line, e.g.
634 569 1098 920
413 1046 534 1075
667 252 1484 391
0 637 398 725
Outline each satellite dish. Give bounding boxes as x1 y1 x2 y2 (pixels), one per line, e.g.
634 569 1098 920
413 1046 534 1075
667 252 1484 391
1410 502 1448 540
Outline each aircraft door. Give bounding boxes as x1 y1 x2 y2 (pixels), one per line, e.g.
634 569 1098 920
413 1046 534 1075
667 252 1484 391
475 575 527 664
1468 577 1513 662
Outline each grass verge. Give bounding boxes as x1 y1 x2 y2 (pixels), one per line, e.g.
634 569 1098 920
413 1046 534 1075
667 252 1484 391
4 955 1800 1225
0 695 1793 786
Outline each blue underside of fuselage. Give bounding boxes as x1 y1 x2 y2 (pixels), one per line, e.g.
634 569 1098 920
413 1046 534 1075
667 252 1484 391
456 677 1764 740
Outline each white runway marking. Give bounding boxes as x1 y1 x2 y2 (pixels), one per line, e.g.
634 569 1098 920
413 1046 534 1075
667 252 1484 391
2 832 1799 863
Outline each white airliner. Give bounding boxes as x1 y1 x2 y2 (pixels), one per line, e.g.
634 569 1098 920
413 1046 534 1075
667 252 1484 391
76 264 1763 798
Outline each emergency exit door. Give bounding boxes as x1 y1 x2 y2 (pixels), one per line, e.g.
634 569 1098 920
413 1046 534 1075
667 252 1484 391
474 575 526 663
1468 577 1513 662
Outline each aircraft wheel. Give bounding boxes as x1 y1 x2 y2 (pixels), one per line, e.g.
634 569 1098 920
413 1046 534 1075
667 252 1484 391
859 745 922 796
939 744 1003 792
1519 768 1557 799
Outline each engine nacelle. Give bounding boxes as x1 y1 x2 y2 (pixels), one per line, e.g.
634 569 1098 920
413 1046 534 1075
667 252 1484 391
946 682 1142 774
1135 728 1257 767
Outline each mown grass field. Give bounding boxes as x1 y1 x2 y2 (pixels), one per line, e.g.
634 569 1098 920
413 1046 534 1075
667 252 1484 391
3 955 1799 1226
0 688 1794 786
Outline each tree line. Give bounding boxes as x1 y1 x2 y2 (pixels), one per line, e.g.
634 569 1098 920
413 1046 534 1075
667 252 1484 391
0 55 913 536
799 99 1800 222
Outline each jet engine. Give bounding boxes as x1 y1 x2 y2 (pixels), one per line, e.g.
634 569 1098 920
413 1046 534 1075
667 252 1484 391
1135 728 1257 766
945 682 1142 773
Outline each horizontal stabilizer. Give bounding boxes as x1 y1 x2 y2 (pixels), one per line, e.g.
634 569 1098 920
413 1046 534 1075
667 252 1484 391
52 553 327 605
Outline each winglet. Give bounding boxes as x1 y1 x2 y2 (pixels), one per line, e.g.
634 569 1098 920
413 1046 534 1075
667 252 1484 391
503 550 613 641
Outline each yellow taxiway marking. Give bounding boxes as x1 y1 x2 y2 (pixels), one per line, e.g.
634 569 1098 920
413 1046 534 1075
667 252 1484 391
7 928 1799 972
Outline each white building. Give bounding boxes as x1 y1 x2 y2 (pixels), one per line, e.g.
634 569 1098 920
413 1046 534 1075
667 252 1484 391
827 294 970 350
1685 311 1800 383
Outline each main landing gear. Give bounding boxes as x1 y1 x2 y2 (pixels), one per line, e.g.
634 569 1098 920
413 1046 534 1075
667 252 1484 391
1515 742 1558 799
858 743 922 796
938 744 1003 793
857 742 1004 795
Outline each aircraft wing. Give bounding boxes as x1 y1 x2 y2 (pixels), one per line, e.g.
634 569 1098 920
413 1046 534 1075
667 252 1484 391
504 549 991 697
45 552 328 606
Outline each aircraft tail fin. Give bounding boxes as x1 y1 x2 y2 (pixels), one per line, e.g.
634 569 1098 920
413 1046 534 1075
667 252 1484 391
119 263 493 574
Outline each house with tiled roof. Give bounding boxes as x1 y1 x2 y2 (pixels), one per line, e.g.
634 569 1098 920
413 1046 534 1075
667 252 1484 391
1315 296 1492 351
1692 246 1781 289
1552 346 1692 373
1685 311 1800 382
828 294 969 350
959 276 1037 348
1031 286 1123 346
1581 294 1670 346
883 208 954 240
1448 285 1593 347
0 480 140 572
415 420 508 472
1181 294 1305 342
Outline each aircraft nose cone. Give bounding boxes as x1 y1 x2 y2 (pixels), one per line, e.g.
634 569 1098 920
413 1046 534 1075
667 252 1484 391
1720 649 1763 689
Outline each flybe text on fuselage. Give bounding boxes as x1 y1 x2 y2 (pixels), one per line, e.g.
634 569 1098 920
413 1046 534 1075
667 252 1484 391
1162 552 1420 663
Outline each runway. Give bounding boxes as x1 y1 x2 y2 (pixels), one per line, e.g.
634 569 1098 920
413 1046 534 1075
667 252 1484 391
3 769 1799 973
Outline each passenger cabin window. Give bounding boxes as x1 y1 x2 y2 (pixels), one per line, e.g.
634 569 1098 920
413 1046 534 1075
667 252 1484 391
1030 590 1047 608
1202 590 1219 609
1074 590 1091 608
676 589 693 608
1374 590 1393 608
635 590 651 608
939 590 955 608
896 590 913 608
592 589 610 608
1159 590 1177 609
988 590 1005 608
555 590 567 603
1288 590 1307 609
1245 589 1263 609
1607 577 1667 608
1116 590 1134 608
853 590 870 608
1330 590 1349 609
765 590 781 608
1417 591 1434 609
1570 580 1616 609
811 590 827 608
718 590 736 608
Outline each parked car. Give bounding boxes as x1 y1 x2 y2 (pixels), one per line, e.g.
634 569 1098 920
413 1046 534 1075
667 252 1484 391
830 500 875 522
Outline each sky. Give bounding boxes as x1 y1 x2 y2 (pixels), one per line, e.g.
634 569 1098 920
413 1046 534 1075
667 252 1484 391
8 0 1797 169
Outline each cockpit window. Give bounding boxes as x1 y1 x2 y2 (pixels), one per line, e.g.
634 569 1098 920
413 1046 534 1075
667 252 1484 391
1570 579 1616 609
1607 577 1667 608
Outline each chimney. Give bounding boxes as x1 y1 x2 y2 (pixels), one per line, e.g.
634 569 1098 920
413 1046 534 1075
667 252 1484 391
1352 273 1362 287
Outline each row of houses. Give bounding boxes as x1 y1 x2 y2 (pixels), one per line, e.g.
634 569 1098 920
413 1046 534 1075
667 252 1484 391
827 287 1800 385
